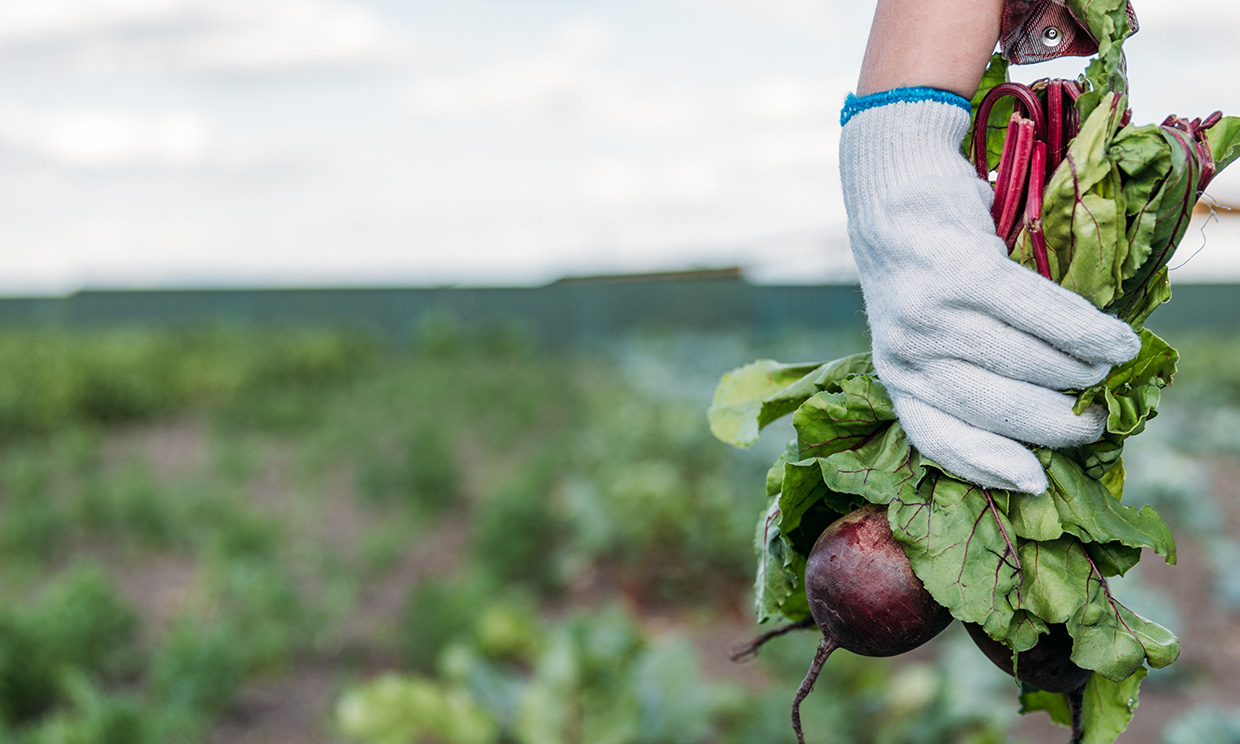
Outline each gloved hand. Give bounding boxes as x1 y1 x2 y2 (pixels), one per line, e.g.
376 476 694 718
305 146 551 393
839 88 1141 494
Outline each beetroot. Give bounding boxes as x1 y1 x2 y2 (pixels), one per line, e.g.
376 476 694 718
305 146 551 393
804 505 952 656
965 622 1090 694
790 504 953 744
966 623 1090 743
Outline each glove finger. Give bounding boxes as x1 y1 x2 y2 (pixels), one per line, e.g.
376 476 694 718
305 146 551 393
895 396 1048 494
931 311 1112 390
894 359 1109 447
970 258 1141 366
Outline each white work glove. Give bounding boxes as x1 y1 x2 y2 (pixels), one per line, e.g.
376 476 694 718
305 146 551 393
839 89 1141 494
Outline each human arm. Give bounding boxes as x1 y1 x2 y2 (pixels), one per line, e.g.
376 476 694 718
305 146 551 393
857 0 1004 98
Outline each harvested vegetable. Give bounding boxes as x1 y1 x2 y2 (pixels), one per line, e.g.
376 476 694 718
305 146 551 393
791 505 953 744
709 1 1240 742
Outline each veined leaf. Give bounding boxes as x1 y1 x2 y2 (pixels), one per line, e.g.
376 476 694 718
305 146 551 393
1020 669 1148 744
1111 266 1171 331
793 375 895 461
1104 329 1178 437
1013 537 1176 681
1043 94 1131 308
1117 127 1197 307
1070 594 1177 681
1111 124 1172 284
1067 0 1133 119
1086 541 1141 578
816 421 923 506
1006 610 1050 654
1045 451 1176 562
1015 538 1083 625
1074 329 1177 440
888 475 1021 639
1007 490 1064 542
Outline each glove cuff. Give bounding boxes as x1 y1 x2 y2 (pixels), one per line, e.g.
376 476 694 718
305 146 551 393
839 87 970 127
839 90 978 210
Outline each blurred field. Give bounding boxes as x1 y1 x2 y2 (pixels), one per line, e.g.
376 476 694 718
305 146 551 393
0 318 1237 744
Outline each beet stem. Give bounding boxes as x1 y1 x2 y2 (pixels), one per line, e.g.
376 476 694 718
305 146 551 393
973 81 1043 179
792 635 838 744
1025 142 1052 280
995 117 1036 247
1068 684 1085 744
730 619 815 663
1047 80 1064 178
991 112 1023 218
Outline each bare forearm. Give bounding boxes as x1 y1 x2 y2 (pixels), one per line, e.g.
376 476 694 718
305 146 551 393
856 0 1004 98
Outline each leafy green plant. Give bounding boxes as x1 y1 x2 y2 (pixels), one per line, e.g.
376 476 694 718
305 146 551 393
0 326 380 441
149 621 248 722
357 423 460 516
19 675 161 744
74 464 183 550
197 555 318 672
338 674 499 744
0 566 138 726
401 573 497 673
470 465 567 593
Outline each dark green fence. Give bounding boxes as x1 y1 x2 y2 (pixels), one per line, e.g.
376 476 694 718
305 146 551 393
0 279 1234 343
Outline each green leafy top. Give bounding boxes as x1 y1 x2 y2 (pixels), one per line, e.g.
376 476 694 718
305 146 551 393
1066 0 1136 119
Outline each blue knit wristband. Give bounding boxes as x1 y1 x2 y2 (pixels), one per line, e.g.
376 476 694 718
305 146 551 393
840 87 972 127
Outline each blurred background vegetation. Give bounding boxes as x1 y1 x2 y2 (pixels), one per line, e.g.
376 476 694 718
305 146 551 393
0 310 1237 744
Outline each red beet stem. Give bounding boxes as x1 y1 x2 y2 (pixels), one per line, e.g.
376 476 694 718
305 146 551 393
1026 141 1051 279
994 116 1036 246
991 113 1023 222
1047 80 1065 178
973 82 1045 180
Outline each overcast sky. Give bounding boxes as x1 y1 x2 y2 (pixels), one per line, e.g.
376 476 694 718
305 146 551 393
1 0 1238 294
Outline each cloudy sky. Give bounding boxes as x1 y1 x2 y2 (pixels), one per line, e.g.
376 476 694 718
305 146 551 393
2 0 1239 294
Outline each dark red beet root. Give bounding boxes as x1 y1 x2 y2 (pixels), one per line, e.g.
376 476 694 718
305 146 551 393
791 504 953 744
805 504 953 657
965 622 1091 694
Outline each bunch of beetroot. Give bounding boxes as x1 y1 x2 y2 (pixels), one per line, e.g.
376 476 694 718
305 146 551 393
708 2 1240 742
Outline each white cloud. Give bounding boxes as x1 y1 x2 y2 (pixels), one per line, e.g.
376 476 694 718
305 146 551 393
0 0 404 74
405 20 851 142
582 157 722 206
682 0 839 31
0 102 214 169
406 20 705 136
